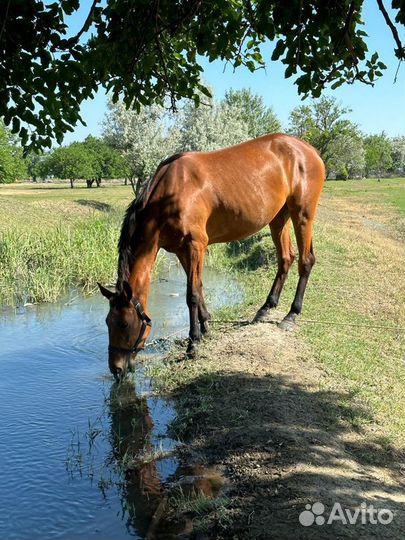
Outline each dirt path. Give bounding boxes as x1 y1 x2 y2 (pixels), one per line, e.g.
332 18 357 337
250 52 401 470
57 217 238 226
167 320 404 539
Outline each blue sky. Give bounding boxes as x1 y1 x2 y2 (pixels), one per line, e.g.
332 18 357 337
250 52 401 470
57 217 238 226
64 0 404 144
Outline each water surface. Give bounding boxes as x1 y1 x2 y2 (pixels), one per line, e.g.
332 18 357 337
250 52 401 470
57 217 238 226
0 266 241 539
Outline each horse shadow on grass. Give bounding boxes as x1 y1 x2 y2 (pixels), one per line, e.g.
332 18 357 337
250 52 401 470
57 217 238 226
165 368 404 539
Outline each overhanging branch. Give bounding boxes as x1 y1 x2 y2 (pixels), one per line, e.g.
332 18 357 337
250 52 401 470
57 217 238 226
376 0 405 59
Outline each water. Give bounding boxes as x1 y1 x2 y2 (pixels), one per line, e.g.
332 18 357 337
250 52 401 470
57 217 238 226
0 265 241 539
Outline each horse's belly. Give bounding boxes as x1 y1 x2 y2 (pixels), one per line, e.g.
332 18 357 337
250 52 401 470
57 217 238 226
206 204 281 244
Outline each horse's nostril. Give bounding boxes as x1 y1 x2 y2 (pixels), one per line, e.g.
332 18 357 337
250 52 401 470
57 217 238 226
113 367 123 382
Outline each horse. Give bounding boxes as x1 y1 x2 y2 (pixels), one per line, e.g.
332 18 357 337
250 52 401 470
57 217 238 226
98 133 325 381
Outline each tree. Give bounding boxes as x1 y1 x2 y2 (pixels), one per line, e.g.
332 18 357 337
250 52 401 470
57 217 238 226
223 88 281 138
1 1 404 150
103 100 180 193
25 152 42 182
327 131 365 179
288 96 364 177
390 136 405 175
179 96 249 152
81 136 128 187
37 138 127 187
0 122 27 183
364 133 393 178
41 143 95 188
32 154 52 182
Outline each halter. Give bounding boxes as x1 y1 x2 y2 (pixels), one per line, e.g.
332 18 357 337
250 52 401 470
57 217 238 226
108 297 152 356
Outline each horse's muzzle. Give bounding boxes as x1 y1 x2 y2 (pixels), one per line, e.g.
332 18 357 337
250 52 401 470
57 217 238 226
110 367 125 382
109 356 126 382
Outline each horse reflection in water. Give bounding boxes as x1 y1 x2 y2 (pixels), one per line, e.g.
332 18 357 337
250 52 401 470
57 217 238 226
109 381 186 539
109 381 162 536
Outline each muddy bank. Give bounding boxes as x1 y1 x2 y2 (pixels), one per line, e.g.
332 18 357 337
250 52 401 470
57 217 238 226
154 319 404 539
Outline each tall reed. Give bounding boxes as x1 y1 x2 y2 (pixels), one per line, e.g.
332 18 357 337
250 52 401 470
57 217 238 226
0 212 163 307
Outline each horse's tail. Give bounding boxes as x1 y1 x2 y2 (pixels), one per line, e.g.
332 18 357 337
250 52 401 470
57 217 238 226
116 153 184 290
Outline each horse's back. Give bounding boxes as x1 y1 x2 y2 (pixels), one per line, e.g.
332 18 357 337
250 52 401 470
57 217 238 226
163 133 324 196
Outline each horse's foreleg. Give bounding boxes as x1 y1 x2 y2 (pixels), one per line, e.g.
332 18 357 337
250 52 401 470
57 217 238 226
279 212 315 330
177 241 207 356
254 206 294 322
197 286 211 335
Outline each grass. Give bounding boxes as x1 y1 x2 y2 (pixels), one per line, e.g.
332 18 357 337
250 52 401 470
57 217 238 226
168 486 232 533
0 214 121 305
0 182 166 306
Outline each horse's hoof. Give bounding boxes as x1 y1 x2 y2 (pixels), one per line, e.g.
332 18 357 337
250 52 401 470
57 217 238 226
186 341 197 359
253 310 267 323
201 320 210 335
278 318 296 331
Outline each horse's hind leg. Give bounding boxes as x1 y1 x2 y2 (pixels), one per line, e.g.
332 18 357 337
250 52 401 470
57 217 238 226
279 208 316 330
254 205 295 322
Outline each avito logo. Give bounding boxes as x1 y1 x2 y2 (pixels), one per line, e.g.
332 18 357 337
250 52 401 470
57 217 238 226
299 501 394 527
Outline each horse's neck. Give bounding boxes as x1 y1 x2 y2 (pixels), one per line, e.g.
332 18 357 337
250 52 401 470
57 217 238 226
127 239 159 310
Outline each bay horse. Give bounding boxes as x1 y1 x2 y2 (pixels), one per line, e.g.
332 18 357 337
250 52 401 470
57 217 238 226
98 133 325 381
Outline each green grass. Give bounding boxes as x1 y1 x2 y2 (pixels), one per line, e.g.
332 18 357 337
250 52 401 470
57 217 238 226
323 176 405 212
0 182 138 306
0 214 122 305
0 181 132 231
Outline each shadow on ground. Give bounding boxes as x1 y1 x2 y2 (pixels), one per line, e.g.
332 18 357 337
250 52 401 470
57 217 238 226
75 199 112 212
162 325 404 540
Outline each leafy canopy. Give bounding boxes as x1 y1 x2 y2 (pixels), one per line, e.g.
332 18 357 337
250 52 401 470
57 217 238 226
36 137 126 183
288 96 365 177
223 89 281 138
103 100 180 183
1 0 404 151
364 133 394 175
178 93 250 152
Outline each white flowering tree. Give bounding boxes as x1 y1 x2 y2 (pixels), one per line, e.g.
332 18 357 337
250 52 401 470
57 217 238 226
223 88 281 138
103 100 180 194
178 95 250 152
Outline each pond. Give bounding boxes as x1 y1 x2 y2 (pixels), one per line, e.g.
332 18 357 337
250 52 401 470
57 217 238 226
0 265 241 539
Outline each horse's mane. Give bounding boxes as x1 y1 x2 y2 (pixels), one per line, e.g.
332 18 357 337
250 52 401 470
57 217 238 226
116 153 183 290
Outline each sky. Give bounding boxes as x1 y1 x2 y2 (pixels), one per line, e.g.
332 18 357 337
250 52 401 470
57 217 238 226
64 0 405 145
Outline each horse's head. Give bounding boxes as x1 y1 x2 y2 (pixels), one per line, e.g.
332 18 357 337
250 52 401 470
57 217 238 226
98 281 152 382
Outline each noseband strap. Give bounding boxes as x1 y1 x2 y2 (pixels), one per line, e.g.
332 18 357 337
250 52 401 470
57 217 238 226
108 296 152 356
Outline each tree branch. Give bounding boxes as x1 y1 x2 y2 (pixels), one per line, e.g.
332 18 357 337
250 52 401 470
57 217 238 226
376 0 405 59
0 0 11 43
65 0 100 47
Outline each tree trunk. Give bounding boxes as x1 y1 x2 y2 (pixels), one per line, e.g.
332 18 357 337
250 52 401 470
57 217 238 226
128 176 137 196
70 178 74 189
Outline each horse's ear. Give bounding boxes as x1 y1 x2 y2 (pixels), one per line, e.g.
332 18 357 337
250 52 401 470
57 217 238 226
123 281 133 302
98 282 115 300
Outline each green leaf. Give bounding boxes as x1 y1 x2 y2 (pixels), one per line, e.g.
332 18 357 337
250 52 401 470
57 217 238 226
271 39 286 61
